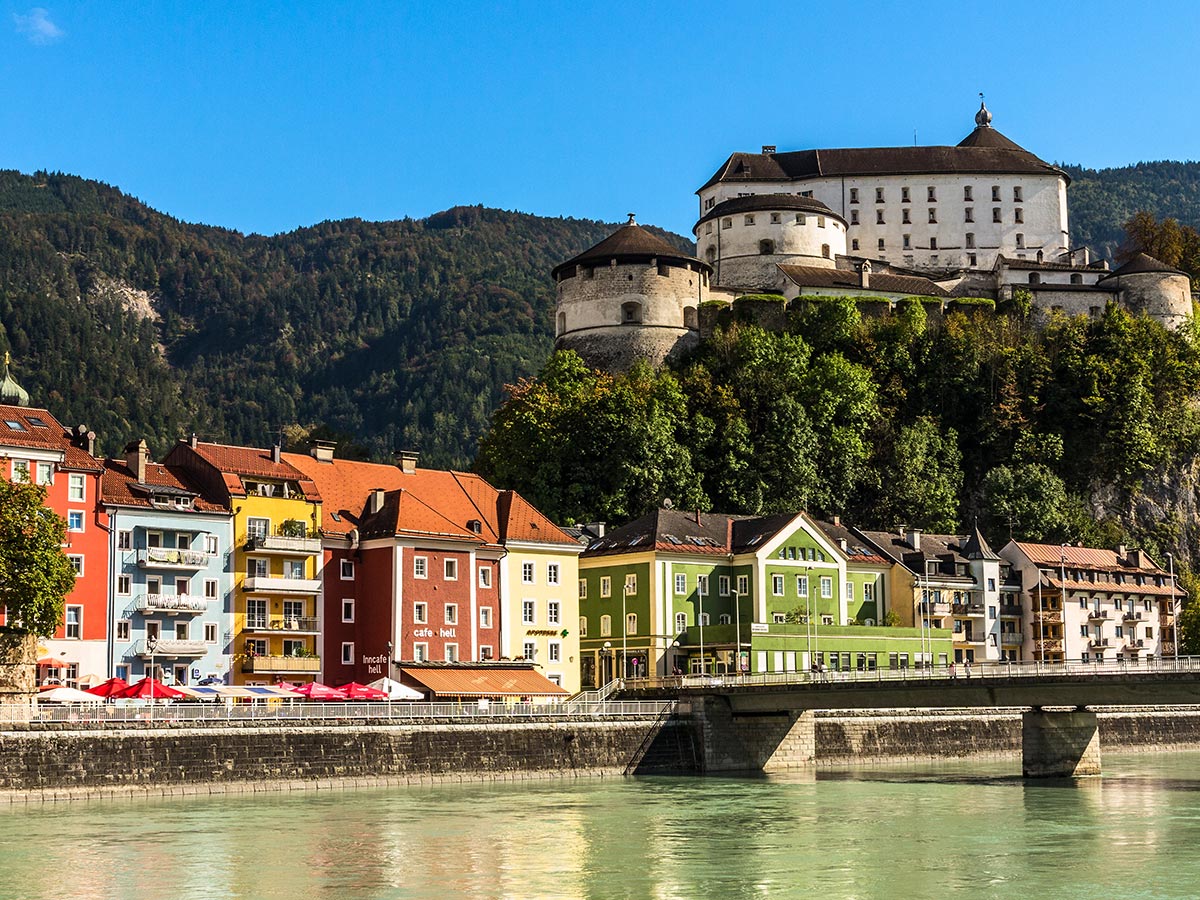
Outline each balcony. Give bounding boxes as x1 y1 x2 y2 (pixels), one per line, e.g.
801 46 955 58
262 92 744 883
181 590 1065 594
243 576 321 595
999 604 1023 617
954 633 985 645
1125 639 1145 651
1033 639 1063 654
138 548 210 570
1000 633 1024 647
241 655 321 674
1086 609 1110 622
244 532 322 556
920 601 951 616
1089 638 1111 649
135 593 210 614
952 602 985 616
243 616 320 635
1161 641 1177 656
1033 611 1062 625
1123 611 1145 623
132 639 208 657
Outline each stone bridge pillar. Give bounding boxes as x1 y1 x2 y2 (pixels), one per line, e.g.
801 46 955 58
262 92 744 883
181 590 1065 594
1022 709 1101 777
692 695 814 773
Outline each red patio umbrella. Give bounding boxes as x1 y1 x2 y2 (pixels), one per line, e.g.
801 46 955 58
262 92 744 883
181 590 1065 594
113 677 189 700
85 677 129 698
291 681 347 701
338 682 389 700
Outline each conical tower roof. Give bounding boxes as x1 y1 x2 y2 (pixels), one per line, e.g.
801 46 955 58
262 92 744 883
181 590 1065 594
552 215 707 278
1098 251 1186 282
0 352 30 407
961 523 999 560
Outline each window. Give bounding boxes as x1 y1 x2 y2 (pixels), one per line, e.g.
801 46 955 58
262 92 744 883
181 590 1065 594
901 187 911 203
993 208 1002 223
480 607 492 628
820 577 833 599
198 622 216 644
878 238 885 251
770 212 781 224
928 208 937 224
548 601 560 625
722 217 731 229
68 555 83 576
522 561 535 584
991 185 1001 202
926 186 936 202
624 574 637 595
964 208 974 223
875 188 884 203
479 566 491 588
1015 233 1025 249
795 213 806 224
66 512 83 534
340 559 354 580
852 239 860 251
548 642 561 663
68 473 85 502
743 215 754 226
821 244 830 259
774 613 786 624
176 533 190 550
719 576 730 596
1013 186 1023 202
1014 208 1024 224
35 462 53 485
117 575 131 595
246 517 269 540
902 208 911 224
736 575 749 594
846 582 854 600
65 605 82 639
175 577 190 596
579 617 587 637
1072 273 1084 285
968 253 977 266
850 210 859 225
414 602 427 624
817 216 825 228
929 237 938 250
965 233 975 249
578 579 587 600
116 619 131 641
444 603 457 625
414 556 427 578
284 560 304 579
626 613 637 635
772 574 784 596
342 598 355 623
523 641 536 660
697 575 709 595
205 535 218 555
864 582 875 602
705 222 713 235
523 600 535 624
11 460 29 483
341 642 354 665
902 234 911 250
600 576 611 598
964 186 973 201
672 572 687 595
444 559 457 580
876 210 885 225
413 643 428 662
480 645 494 661
850 188 859 203
797 575 809 597
445 644 458 663
675 612 687 633
547 563 560 585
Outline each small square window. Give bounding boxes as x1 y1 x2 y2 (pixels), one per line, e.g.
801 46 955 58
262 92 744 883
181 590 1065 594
547 563 560 585
480 607 492 628
342 598 355 623
414 556 427 578
444 559 457 580
414 602 427 624
522 562 535 584
445 604 457 625
116 620 131 641
341 642 354 665
600 576 611 598
479 566 491 588
340 559 354 580
67 511 84 532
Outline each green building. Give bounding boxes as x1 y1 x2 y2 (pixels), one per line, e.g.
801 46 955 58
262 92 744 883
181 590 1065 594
577 509 950 686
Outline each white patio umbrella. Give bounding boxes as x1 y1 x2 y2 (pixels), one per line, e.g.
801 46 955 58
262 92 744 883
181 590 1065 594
37 686 104 703
367 677 424 700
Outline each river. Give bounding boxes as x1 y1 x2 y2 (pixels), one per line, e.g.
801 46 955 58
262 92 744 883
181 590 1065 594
2 752 1198 899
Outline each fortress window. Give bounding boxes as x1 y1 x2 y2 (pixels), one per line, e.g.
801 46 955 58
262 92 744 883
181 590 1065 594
705 197 715 210
968 253 977 266
1015 233 1025 249
1014 208 1024 224
902 234 911 250
965 233 975 249
796 213 806 224
876 210 885 225
821 244 830 258
1089 306 1101 316
1029 273 1040 284
1013 186 1023 202
930 237 938 250
875 188 884 203
770 212 781 224
928 186 937 202
583 266 594 279
705 222 713 234
1071 273 1083 284
705 246 716 264
851 239 860 251
902 209 911 224
850 210 859 225
901 187 911 203
759 239 775 255
722 218 732 229
928 208 937 224
657 263 670 277
817 216 825 228
621 301 643 324
992 185 1001 202
993 208 1002 223
850 188 859 203
878 238 885 251
964 186 974 201
964 207 974 223
556 313 565 335
744 215 755 225
801 191 813 198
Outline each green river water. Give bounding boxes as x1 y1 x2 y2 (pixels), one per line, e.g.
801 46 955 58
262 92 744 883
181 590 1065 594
2 752 1199 899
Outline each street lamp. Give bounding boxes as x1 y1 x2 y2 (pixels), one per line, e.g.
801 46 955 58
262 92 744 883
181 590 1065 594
804 566 813 673
621 581 628 683
1059 545 1068 668
603 640 612 686
697 576 705 676
147 634 158 721
1167 552 1178 665
732 589 741 679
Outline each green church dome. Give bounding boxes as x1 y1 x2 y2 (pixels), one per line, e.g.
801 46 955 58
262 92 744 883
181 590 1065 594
0 352 31 407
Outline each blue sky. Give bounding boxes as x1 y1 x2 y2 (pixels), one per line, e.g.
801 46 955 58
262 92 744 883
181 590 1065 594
1 1 1196 237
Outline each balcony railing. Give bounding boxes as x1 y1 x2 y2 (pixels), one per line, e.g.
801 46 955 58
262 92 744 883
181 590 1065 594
1000 633 1023 646
920 601 951 615
1126 639 1145 650
241 655 321 674
952 602 985 616
136 593 209 613
1033 611 1062 624
243 616 320 634
243 576 321 594
1162 642 1177 655
999 604 1023 617
1089 638 1111 649
138 548 210 569
1033 639 1063 653
1123 611 1145 622
244 533 322 555
1087 609 1110 621
132 639 208 657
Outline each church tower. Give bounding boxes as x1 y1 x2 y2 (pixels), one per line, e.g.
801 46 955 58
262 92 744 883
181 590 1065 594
0 352 31 407
552 216 710 372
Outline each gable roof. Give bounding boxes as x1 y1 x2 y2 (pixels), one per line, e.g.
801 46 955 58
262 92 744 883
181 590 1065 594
182 441 321 501
583 508 815 557
814 519 890 565
101 458 227 513
0 403 101 472
779 264 949 298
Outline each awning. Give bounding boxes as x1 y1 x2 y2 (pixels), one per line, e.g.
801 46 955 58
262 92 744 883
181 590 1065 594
398 666 568 699
36 657 71 668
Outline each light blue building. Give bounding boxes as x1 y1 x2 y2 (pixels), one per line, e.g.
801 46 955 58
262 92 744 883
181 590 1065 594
101 441 234 686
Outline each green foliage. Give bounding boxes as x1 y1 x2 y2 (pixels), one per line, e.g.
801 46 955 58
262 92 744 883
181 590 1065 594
0 481 76 637
876 416 962 533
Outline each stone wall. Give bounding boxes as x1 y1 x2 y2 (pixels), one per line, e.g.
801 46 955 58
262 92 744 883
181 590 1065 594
815 709 1021 766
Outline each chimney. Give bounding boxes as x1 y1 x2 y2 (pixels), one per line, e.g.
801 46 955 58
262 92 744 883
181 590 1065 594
587 522 606 538
271 444 281 464
124 439 149 484
311 440 336 463
907 528 922 551
395 450 419 475
695 509 702 526
1116 543 1127 561
831 514 841 526
838 538 848 552
368 488 386 515
859 260 871 289
1036 250 1044 263
761 145 776 155
189 432 198 448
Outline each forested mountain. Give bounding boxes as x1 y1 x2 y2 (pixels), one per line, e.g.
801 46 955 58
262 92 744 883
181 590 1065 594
0 170 684 466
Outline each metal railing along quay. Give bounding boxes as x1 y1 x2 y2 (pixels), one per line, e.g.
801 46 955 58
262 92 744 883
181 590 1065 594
0 698 675 727
622 656 1200 692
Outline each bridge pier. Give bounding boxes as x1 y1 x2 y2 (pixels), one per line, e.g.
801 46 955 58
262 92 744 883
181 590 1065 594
693 696 815 772
1022 709 1101 777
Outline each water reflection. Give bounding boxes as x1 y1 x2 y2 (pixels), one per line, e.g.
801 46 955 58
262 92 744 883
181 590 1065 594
4 754 1200 899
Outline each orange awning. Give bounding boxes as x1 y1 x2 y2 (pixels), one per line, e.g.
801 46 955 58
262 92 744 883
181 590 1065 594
36 658 71 668
399 666 568 698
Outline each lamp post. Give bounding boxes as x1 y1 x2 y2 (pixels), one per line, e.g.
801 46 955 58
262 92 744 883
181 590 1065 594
804 566 813 673
1167 552 1178 666
147 634 158 721
621 581 628 683
733 589 741 679
697 577 705 676
1057 545 1068 669
603 640 612 686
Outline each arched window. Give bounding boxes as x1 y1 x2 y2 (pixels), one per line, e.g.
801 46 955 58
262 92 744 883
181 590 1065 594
822 244 831 259
621 301 643 324
600 615 611 637
1028 273 1040 284
626 613 638 636
556 312 565 335
705 246 716 264
1071 273 1083 284
684 307 699 330
675 612 687 634
759 239 775 255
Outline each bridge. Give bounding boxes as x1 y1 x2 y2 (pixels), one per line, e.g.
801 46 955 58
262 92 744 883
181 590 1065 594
620 658 1200 777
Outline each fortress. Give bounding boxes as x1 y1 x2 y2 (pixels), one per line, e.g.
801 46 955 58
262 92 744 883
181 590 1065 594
554 102 1193 371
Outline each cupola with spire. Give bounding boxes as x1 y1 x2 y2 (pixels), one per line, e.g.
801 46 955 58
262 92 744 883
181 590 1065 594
0 352 31 407
974 94 993 128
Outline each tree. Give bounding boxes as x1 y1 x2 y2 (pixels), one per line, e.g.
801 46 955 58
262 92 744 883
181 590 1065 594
876 417 962 533
0 481 76 637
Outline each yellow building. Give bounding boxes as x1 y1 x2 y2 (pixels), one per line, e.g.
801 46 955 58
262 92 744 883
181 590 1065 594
165 438 323 684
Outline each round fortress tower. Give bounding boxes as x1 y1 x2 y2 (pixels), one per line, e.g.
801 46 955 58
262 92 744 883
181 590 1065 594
1097 252 1193 331
694 194 849 290
552 215 711 372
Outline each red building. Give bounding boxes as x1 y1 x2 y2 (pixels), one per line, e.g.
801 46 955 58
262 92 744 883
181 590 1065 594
284 446 505 685
0 360 108 686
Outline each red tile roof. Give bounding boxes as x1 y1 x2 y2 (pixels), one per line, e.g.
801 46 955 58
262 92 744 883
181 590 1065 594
187 442 320 501
1014 542 1165 573
100 459 227 513
0 403 101 472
